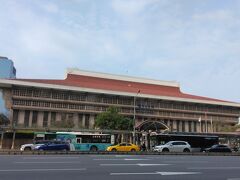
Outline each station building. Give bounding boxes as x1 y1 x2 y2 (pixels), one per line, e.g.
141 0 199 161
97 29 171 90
0 68 240 137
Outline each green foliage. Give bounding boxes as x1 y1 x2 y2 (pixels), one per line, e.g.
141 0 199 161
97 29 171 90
219 124 240 132
95 107 133 130
0 113 10 126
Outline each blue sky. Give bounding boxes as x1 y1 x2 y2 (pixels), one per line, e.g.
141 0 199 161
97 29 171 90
0 0 240 102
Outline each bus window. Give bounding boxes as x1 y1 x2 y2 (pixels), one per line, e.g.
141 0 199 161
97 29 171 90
76 138 82 144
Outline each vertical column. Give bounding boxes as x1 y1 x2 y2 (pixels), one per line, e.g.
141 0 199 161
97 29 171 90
56 113 61 122
48 112 51 127
29 111 33 127
73 113 78 128
82 115 86 128
18 110 25 126
37 112 44 127
179 121 182 132
173 120 177 131
185 121 189 132
89 115 95 129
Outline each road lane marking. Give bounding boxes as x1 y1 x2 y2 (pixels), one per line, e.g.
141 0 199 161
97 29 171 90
0 168 86 172
100 163 170 166
157 172 201 175
110 171 201 176
14 161 82 164
22 157 78 159
189 167 240 170
94 158 150 161
164 161 208 163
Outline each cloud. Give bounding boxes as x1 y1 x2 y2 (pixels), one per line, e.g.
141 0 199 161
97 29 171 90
112 0 160 16
0 0 240 102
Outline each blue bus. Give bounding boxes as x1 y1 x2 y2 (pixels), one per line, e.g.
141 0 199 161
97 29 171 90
56 132 114 151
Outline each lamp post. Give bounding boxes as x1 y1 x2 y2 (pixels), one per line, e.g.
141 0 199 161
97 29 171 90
133 90 140 145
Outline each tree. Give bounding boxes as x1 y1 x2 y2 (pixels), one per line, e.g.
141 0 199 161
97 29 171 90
0 113 10 126
95 107 133 130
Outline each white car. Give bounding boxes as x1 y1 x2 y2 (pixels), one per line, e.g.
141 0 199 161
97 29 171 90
153 141 191 153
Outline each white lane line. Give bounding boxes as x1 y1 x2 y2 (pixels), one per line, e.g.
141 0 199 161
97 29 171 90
93 158 150 161
100 163 170 166
22 157 78 159
189 167 240 170
227 178 240 180
14 161 82 164
164 161 208 163
0 168 86 172
157 172 201 175
110 171 201 176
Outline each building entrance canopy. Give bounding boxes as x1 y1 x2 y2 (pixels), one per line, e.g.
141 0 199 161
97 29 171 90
136 121 169 132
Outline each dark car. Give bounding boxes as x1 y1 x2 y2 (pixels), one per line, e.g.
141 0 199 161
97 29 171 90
34 141 70 151
204 144 232 153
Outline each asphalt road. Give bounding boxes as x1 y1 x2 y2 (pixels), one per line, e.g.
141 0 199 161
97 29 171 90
0 154 239 180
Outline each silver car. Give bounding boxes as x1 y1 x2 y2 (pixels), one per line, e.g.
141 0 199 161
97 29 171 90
153 141 191 153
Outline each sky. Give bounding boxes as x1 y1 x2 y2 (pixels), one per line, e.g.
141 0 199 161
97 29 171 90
0 0 240 103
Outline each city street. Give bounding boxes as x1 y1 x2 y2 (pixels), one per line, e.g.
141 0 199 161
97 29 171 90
0 154 239 180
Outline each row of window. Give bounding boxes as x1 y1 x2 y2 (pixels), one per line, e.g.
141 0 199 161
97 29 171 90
12 88 240 115
12 100 237 122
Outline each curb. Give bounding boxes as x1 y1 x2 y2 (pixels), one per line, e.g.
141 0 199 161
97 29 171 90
0 150 239 156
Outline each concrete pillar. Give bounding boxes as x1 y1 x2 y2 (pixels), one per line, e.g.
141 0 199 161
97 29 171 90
89 115 95 129
82 115 86 128
29 111 33 127
18 110 25 126
179 121 182 132
38 112 44 127
185 121 189 132
73 113 78 128
56 113 61 122
48 112 51 127
173 120 177 131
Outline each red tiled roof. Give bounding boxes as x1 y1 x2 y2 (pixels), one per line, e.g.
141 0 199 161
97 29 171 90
14 73 230 103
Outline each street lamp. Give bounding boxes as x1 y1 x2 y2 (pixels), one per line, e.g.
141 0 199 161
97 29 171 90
133 90 140 144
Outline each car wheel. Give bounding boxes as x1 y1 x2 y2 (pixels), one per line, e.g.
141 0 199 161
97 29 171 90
162 148 169 152
24 147 32 151
131 149 136 152
111 148 117 152
90 146 98 152
183 148 190 153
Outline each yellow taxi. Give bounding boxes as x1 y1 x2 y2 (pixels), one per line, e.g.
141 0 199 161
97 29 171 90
106 143 140 152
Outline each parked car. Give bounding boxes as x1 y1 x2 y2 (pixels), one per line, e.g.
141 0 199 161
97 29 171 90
34 141 70 151
203 144 232 153
106 143 140 152
153 141 191 153
20 140 51 151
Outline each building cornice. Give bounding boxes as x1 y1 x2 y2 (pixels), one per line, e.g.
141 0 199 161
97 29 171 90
1 79 240 108
66 68 180 87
